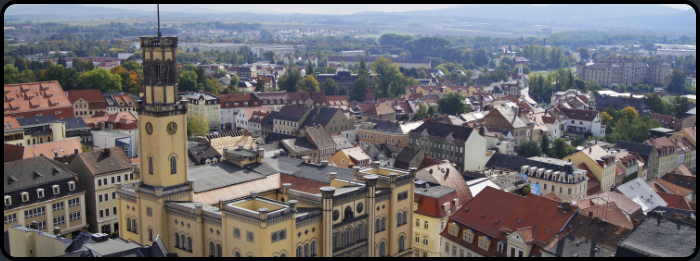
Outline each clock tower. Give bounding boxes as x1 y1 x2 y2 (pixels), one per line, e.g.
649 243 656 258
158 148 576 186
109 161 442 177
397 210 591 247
138 34 191 188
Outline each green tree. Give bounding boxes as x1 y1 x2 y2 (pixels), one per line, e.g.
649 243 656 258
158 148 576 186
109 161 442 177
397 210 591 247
473 48 490 67
540 134 550 155
516 141 544 158
427 106 436 117
576 47 590 61
178 71 199 92
263 51 275 64
551 138 569 159
255 77 265 92
670 96 691 119
371 57 405 98
298 75 320 93
4 64 20 84
229 74 240 91
412 103 428 121
439 93 470 115
278 64 302 93
78 68 122 92
323 78 339 96
667 69 688 94
305 59 314 76
186 113 209 138
643 94 668 115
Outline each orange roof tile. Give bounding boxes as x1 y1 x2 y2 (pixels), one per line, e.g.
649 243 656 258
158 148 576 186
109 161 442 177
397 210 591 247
581 201 634 230
4 137 82 162
4 80 73 116
656 191 693 211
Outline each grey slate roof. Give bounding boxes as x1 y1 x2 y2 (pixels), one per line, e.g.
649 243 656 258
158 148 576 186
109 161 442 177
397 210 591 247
615 178 668 213
394 146 423 170
69 147 131 176
300 107 342 129
304 126 336 149
16 115 58 127
615 141 656 162
265 156 355 183
485 153 576 174
276 105 311 122
188 145 222 165
188 161 270 193
264 132 297 144
543 214 630 257
364 119 404 134
281 138 317 154
615 210 696 257
414 183 456 199
4 156 84 211
57 117 89 130
409 120 475 143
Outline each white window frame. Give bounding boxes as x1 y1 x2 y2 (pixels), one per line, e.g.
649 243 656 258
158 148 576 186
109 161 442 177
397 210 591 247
4 196 11 206
68 181 76 191
52 185 60 195
21 192 29 202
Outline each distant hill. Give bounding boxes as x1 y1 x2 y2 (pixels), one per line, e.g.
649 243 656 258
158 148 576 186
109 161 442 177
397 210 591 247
5 4 147 15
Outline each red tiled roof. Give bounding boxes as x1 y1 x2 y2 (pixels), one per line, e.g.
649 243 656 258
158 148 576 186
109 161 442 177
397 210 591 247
4 116 20 130
4 137 82 162
280 174 328 194
500 194 578 246
449 187 525 239
66 90 105 103
673 165 693 177
417 163 473 205
656 191 693 211
4 80 73 116
651 113 682 130
414 189 459 218
655 179 693 197
558 107 599 122
581 201 634 230
572 191 645 222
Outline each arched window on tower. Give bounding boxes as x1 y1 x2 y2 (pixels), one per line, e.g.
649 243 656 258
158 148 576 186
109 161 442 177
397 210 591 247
171 156 177 174
132 219 137 233
175 233 180 248
379 242 386 257
126 217 132 231
399 236 405 252
148 157 154 174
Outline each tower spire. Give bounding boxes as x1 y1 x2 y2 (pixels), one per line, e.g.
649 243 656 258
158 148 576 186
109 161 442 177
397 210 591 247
157 4 162 38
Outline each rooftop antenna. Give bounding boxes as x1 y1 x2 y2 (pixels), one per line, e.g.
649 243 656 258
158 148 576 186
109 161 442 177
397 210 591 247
157 4 162 38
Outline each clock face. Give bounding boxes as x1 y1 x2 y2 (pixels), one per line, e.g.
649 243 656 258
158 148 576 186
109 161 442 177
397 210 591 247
145 122 153 135
167 122 178 134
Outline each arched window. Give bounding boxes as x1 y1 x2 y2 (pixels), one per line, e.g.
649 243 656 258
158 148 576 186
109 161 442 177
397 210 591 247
280 253 287 257
304 243 310 257
126 217 132 231
132 219 137 233
381 217 386 231
148 228 153 241
345 229 351 246
397 212 403 227
216 244 222 257
296 246 302 257
375 219 381 233
187 237 193 252
311 241 317 256
171 156 177 174
180 235 186 249
333 233 338 249
399 236 405 252
210 242 215 257
148 157 154 174
344 206 353 221
403 210 408 225
379 242 386 257
357 224 363 240
175 233 180 248
234 251 241 257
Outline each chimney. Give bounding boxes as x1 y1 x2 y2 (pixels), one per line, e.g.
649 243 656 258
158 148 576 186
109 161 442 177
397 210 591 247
238 145 245 150
593 216 601 225
74 149 79 156
562 203 571 212
302 156 310 164
373 161 380 168
105 148 110 157
288 200 298 212
322 160 329 167
354 142 358 148
54 226 61 236
250 191 259 198
588 211 593 218
329 172 336 180
348 163 354 169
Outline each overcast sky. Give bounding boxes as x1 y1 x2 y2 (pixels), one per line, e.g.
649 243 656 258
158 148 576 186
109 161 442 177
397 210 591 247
83 4 692 15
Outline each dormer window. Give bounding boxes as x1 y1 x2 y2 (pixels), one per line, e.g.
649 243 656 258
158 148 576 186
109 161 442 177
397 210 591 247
21 192 29 202
52 185 60 195
68 181 76 191
37 189 45 198
4 196 11 206
443 202 451 213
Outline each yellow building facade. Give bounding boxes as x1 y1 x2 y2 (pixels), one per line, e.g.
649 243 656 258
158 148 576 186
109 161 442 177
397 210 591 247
564 146 616 193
